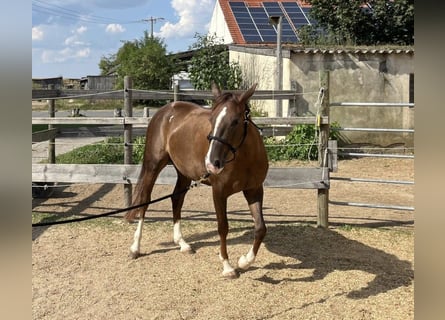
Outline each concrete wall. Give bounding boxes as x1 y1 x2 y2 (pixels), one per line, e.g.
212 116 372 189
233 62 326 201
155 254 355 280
229 46 414 149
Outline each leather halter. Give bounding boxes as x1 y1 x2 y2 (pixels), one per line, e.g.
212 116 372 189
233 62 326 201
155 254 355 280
207 108 250 162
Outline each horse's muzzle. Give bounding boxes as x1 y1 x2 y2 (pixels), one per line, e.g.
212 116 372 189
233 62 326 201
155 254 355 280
205 160 224 175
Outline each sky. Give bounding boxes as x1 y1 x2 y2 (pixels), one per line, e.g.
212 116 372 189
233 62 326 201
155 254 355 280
32 0 217 79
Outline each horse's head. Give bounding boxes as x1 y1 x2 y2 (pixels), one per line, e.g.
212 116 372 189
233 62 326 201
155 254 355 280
205 83 257 175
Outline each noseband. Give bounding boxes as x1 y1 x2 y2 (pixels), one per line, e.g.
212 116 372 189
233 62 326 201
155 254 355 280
207 108 250 162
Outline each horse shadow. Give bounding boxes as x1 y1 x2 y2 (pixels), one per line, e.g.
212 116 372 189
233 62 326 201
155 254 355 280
255 224 413 300
32 184 117 241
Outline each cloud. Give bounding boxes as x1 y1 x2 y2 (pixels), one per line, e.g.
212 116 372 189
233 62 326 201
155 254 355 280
76 26 88 34
64 26 89 46
41 47 91 63
157 0 214 39
32 26 44 41
105 23 125 34
64 36 89 46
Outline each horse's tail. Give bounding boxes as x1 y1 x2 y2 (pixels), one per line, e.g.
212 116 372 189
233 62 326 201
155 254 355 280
123 165 150 222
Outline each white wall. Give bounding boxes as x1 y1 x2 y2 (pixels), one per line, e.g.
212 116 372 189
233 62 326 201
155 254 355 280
208 1 233 44
229 46 291 117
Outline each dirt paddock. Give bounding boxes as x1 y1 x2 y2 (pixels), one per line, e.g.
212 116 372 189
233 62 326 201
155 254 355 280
32 158 414 319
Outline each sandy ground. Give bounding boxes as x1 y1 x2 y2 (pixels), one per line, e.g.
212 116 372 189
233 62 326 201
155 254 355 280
32 157 414 319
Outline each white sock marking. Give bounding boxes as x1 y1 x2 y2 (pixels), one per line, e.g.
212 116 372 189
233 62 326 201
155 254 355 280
238 246 256 270
219 253 236 276
130 219 144 255
174 221 191 252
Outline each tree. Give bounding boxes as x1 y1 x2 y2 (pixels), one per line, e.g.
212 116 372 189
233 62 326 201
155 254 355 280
299 0 414 46
99 31 177 90
188 33 242 90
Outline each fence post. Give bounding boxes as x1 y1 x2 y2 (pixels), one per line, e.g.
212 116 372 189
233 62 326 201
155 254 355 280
173 84 179 102
124 76 133 207
143 107 149 117
317 71 330 228
48 84 56 164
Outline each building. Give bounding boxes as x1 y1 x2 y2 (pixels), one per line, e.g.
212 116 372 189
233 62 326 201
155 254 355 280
206 0 414 148
209 0 312 46
79 75 117 90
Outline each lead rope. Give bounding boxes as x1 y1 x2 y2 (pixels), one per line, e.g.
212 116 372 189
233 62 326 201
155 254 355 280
32 173 211 227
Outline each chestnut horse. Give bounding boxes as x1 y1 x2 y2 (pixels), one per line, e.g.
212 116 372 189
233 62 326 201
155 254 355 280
124 84 268 278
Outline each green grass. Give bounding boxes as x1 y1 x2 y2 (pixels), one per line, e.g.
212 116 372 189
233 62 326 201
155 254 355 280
33 99 150 111
32 124 49 133
54 136 145 164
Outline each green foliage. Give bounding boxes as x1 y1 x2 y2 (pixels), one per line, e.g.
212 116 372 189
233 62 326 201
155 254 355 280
188 33 243 90
264 122 342 161
300 0 414 46
99 32 178 93
249 105 268 117
132 136 146 164
56 136 147 165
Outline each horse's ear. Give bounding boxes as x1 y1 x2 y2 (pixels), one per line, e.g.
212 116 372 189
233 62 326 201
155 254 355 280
211 82 221 98
239 83 257 104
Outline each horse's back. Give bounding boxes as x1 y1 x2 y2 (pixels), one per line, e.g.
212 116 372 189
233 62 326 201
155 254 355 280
146 101 208 138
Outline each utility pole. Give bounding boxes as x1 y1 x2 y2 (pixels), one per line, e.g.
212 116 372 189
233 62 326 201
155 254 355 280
141 16 165 37
269 16 283 117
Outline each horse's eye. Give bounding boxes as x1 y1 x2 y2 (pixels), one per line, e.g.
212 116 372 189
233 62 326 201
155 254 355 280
231 119 239 127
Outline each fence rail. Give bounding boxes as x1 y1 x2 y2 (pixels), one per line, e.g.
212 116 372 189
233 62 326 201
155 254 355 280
330 177 414 185
329 201 414 211
32 89 306 101
329 100 414 212
331 127 414 133
330 102 414 107
338 152 414 159
32 164 330 190
31 116 329 126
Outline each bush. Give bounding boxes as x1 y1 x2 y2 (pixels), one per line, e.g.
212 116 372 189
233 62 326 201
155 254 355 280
264 123 342 161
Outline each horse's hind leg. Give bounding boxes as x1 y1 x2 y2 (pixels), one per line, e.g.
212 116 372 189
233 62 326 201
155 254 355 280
238 187 267 270
126 157 169 259
171 171 193 253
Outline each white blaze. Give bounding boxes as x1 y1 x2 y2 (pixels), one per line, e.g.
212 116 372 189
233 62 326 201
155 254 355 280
205 106 227 169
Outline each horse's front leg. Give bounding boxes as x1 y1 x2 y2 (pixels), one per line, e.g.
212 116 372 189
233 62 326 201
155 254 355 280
213 191 239 278
172 172 193 253
238 187 267 270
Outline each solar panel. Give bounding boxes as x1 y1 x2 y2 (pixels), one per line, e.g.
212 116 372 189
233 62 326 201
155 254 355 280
229 1 313 44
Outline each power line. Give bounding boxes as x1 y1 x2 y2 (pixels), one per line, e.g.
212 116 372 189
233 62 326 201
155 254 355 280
32 0 141 25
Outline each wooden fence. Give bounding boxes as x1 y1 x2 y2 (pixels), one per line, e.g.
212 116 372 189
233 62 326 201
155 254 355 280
32 73 333 227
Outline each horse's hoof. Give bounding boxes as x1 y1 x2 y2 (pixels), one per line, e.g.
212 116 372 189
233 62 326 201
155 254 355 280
180 247 195 254
222 269 240 279
129 251 140 259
